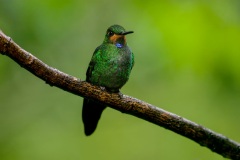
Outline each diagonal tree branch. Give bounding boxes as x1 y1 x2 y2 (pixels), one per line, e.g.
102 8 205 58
0 30 239 159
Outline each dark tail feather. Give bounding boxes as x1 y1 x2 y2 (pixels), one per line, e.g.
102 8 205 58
82 98 106 136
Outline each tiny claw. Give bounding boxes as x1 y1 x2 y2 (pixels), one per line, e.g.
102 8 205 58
99 86 106 91
118 91 123 99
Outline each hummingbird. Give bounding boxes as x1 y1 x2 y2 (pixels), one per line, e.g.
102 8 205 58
82 24 134 136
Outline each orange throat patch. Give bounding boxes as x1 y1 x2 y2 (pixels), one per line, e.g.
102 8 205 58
110 34 126 45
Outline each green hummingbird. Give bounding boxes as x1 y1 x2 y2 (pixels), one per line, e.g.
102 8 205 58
82 24 134 136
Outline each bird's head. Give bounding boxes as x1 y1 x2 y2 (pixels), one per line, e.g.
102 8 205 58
104 24 133 47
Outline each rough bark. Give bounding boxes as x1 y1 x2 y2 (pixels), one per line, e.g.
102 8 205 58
0 30 239 159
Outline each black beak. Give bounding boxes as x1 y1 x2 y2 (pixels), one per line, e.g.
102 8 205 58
121 31 134 35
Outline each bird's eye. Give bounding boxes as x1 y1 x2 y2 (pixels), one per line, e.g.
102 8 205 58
107 31 114 37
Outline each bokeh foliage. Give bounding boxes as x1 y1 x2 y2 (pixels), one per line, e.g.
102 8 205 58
0 0 240 159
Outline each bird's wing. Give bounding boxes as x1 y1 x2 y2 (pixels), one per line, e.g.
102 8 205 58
83 46 106 136
86 46 101 82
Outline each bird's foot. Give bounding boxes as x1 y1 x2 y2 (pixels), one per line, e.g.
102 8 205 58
112 91 123 99
103 87 124 99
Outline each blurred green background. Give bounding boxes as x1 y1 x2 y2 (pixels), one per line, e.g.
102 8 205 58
0 0 240 159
